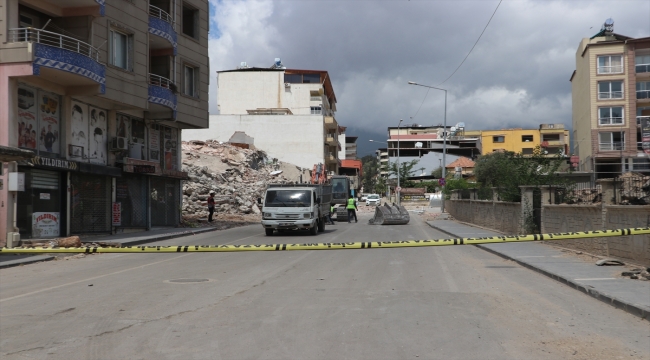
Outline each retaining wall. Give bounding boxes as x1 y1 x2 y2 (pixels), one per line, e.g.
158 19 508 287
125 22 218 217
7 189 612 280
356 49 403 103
445 200 521 235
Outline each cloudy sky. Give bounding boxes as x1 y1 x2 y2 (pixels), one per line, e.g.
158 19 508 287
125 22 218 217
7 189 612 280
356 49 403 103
207 0 650 173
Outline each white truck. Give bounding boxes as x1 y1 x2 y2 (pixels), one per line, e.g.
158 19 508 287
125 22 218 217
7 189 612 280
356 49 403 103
260 184 333 236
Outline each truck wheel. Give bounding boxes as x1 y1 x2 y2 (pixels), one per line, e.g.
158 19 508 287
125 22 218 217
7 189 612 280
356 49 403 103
318 217 325 232
310 221 318 235
265 228 274 236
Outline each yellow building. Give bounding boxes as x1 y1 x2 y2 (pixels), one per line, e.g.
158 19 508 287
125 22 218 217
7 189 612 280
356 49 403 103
465 124 569 156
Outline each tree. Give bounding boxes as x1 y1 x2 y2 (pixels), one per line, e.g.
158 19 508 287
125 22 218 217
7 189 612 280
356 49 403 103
388 159 419 187
430 166 443 179
473 146 571 202
360 155 379 192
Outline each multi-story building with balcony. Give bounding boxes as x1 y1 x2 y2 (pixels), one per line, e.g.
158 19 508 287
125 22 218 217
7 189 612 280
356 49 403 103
571 19 650 177
387 124 481 160
183 62 341 174
0 0 209 245
376 148 389 178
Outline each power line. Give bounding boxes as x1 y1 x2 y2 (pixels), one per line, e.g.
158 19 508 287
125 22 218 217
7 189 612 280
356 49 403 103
437 0 503 86
410 0 502 120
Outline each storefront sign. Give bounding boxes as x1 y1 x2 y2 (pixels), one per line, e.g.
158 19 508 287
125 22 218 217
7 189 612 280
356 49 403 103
112 202 121 226
133 165 156 173
30 156 79 170
401 195 428 201
161 169 189 179
123 158 160 174
32 212 60 237
642 118 650 155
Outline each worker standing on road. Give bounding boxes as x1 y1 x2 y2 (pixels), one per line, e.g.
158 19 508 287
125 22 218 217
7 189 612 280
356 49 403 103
327 203 336 225
346 195 358 223
207 192 215 222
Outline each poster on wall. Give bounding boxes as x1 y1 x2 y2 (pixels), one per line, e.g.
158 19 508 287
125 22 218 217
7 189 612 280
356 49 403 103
17 85 38 150
38 91 61 154
163 126 173 170
88 107 108 165
32 212 60 237
171 128 178 170
149 125 160 161
70 101 89 160
115 114 131 161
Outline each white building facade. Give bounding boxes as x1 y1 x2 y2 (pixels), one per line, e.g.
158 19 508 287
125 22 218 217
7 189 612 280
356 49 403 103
183 67 341 173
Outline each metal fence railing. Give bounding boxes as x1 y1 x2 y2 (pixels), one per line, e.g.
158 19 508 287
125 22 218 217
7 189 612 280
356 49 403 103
149 73 174 89
8 28 100 61
149 5 174 24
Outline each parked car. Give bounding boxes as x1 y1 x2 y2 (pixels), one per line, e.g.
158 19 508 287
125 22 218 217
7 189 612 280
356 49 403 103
366 194 381 206
360 193 368 201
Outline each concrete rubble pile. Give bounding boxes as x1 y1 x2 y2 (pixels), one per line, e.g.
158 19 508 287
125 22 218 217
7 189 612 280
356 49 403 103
181 140 300 222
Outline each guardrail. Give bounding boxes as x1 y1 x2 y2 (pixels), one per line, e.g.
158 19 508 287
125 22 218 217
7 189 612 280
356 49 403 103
637 90 650 100
636 64 650 73
8 28 100 61
149 5 173 24
149 73 174 90
599 142 625 151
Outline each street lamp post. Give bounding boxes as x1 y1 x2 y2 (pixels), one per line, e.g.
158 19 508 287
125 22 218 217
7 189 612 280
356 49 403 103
397 119 403 206
408 81 447 212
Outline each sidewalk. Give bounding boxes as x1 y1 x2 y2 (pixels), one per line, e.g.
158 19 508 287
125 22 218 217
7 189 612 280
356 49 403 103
426 217 650 320
0 226 220 269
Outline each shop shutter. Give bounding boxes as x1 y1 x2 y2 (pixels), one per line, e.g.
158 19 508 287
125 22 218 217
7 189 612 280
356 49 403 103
70 173 110 233
115 174 147 228
31 169 59 189
151 178 180 227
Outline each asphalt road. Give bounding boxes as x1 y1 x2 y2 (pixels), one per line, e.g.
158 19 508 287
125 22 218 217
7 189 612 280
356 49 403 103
1 213 649 360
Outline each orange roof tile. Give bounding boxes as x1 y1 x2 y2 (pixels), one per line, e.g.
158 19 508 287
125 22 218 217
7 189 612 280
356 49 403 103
446 157 475 168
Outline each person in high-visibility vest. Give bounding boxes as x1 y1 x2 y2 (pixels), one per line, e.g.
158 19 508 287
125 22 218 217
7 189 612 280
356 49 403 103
327 203 335 225
346 195 358 223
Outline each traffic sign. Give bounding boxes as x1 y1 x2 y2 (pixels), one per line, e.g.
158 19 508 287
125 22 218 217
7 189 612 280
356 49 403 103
396 186 402 192
438 178 446 186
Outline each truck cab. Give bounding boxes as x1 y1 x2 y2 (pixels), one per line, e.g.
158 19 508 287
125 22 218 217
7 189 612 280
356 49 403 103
260 184 331 236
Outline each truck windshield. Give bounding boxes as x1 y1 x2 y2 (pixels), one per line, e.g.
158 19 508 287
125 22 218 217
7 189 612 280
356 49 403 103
265 190 312 207
331 178 347 200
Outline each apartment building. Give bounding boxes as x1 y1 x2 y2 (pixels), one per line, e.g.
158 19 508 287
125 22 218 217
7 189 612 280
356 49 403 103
0 0 209 245
571 19 650 177
376 148 388 177
387 124 481 159
183 62 341 174
464 124 570 156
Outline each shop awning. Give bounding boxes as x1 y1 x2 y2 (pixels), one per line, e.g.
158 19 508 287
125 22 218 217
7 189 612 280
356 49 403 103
0 146 35 162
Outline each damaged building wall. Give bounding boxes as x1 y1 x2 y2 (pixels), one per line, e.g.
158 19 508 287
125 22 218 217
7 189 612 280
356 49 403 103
183 114 325 170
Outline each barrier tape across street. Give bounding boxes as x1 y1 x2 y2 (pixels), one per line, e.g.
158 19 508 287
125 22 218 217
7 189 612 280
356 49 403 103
1 228 648 254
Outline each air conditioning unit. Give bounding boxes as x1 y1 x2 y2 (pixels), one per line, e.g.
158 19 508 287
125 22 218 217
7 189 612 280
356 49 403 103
284 83 291 88
110 137 128 151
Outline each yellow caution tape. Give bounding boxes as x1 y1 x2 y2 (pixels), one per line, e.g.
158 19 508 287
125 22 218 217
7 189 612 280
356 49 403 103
1 228 648 254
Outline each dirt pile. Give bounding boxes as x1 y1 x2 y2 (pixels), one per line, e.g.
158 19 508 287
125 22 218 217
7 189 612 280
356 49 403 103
181 140 309 223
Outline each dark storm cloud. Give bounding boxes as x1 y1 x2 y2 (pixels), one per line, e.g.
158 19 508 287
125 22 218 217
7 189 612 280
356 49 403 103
208 0 649 164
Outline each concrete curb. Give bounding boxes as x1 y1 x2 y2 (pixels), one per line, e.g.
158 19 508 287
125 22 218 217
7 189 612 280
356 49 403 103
0 255 55 269
0 226 222 269
426 221 649 321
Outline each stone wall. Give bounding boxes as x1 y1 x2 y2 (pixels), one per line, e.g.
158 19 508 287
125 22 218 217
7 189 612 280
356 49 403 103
605 206 650 266
541 205 608 256
445 200 521 235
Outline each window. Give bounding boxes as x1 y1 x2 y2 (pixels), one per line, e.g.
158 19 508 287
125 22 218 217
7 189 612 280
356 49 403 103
183 64 198 97
492 136 504 143
182 3 198 39
598 81 623 99
521 135 533 142
542 134 560 142
109 29 131 70
599 132 625 151
521 148 534 155
637 81 650 100
636 54 650 73
19 14 34 27
310 106 322 115
598 106 624 125
598 55 623 74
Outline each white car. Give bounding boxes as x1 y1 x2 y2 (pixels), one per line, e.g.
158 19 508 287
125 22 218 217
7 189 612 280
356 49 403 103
365 194 381 206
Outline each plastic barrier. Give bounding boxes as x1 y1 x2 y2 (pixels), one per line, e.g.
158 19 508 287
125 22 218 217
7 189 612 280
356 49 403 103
1 228 647 254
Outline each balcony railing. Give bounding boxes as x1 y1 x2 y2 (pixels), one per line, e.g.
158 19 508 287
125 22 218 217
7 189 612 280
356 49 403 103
597 65 623 74
598 117 624 126
8 28 100 61
598 91 623 100
636 64 650 74
149 5 173 24
599 142 625 151
638 116 650 126
149 73 175 90
637 90 650 100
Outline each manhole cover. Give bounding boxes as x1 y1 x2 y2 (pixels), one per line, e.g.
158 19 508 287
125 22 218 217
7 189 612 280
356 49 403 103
166 278 212 283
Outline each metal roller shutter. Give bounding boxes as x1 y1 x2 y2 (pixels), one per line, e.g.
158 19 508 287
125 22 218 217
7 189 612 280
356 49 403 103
70 173 111 234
